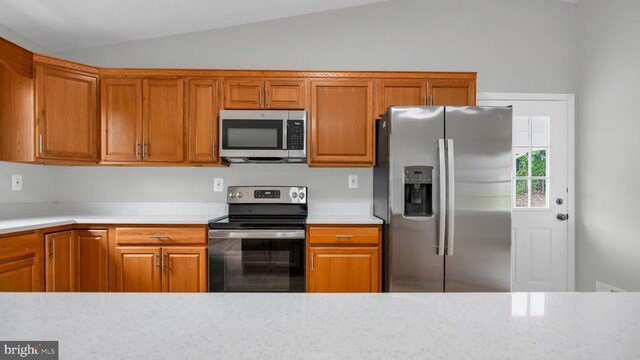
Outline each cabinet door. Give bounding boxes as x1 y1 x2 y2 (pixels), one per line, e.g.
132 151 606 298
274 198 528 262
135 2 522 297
101 78 143 162
0 232 41 292
308 247 380 293
143 78 184 162
309 80 374 165
76 230 109 292
377 79 426 117
187 78 219 163
427 79 476 106
265 80 305 109
35 64 98 161
114 247 161 292
45 231 75 292
223 79 263 109
162 247 206 293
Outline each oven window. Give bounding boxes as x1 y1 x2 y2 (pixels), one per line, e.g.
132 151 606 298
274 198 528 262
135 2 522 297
222 119 283 149
209 238 305 292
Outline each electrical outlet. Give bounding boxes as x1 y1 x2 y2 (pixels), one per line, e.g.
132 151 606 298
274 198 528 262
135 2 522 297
214 178 224 192
348 175 358 189
11 175 22 191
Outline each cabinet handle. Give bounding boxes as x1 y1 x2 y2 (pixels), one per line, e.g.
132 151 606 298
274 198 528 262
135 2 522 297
258 88 262 106
265 87 269 107
149 235 170 240
429 95 434 106
162 254 167 272
39 134 44 154
143 143 148 157
154 254 160 270
423 95 427 106
135 141 140 160
335 234 354 239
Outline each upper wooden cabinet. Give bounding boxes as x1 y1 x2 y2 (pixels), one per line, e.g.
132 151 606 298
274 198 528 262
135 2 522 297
101 77 184 163
144 78 185 162
0 38 34 163
0 232 43 292
377 78 476 117
309 80 374 166
224 78 305 110
187 78 220 164
101 78 143 162
427 79 476 107
35 59 99 162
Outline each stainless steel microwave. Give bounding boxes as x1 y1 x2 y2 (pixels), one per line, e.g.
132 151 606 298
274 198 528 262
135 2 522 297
219 110 306 163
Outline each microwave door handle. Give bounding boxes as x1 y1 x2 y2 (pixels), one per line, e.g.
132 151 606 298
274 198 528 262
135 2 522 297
282 119 288 150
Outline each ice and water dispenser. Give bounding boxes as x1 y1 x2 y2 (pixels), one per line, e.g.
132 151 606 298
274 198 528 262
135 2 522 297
403 166 433 217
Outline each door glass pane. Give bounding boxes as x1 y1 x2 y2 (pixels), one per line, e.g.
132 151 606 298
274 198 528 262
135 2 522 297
513 117 530 146
515 150 529 177
531 117 549 147
531 179 547 208
531 149 547 176
515 179 529 208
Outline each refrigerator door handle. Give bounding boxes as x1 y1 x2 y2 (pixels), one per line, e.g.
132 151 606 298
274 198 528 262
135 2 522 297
438 139 447 256
446 139 455 256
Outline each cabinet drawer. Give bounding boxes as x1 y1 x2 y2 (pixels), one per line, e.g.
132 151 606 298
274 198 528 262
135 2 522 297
308 226 380 246
0 232 39 262
115 227 206 245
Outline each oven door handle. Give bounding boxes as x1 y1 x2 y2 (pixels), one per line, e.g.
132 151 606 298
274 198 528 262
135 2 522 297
208 229 305 239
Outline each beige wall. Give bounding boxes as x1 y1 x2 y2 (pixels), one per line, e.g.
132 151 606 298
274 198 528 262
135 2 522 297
576 0 640 291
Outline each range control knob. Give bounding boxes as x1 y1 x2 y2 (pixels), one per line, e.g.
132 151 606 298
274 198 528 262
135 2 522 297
236 192 242 198
229 192 236 199
291 192 298 198
299 192 305 200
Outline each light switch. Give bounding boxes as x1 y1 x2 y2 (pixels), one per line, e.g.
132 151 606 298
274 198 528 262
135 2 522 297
348 175 358 189
12 175 22 191
214 178 224 192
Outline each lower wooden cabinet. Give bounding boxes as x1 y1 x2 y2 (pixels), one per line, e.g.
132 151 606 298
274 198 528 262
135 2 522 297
0 232 43 292
113 246 206 292
45 230 75 292
307 225 381 293
76 230 109 292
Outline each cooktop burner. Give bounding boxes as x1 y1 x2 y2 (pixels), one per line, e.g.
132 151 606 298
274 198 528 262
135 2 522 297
208 186 308 230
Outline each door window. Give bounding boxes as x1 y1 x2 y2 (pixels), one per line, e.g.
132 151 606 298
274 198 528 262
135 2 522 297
513 116 550 208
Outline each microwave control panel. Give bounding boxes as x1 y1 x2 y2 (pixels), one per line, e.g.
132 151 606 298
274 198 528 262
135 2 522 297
287 120 305 150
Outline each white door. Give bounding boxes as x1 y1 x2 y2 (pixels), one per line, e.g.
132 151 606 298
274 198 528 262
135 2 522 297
478 97 572 291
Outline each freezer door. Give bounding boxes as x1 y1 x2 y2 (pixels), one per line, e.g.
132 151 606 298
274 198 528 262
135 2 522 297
388 106 445 292
444 107 512 292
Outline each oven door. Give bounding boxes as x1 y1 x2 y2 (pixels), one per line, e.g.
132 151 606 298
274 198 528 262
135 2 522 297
208 229 305 292
219 110 288 159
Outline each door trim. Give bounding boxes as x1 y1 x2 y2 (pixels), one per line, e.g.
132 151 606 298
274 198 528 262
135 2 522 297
477 92 576 291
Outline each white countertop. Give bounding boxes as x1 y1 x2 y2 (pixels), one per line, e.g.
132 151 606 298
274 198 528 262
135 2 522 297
0 292 638 359
0 215 217 235
0 201 381 234
306 214 382 224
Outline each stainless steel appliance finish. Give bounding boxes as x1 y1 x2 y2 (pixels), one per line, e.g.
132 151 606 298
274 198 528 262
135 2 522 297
374 106 512 292
219 110 306 163
208 186 308 292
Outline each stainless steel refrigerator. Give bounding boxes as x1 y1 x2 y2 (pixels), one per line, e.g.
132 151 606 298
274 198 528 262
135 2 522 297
374 106 512 292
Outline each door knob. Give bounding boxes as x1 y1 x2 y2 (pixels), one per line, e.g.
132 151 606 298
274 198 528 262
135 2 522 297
557 213 569 221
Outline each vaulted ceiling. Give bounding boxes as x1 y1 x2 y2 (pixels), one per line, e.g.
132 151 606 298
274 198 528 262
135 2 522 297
0 0 389 51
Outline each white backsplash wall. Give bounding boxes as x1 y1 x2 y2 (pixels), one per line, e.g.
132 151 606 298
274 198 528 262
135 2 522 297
51 165 372 204
0 162 58 204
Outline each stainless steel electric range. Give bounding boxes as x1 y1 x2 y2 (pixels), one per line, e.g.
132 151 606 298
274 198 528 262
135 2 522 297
208 186 307 292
